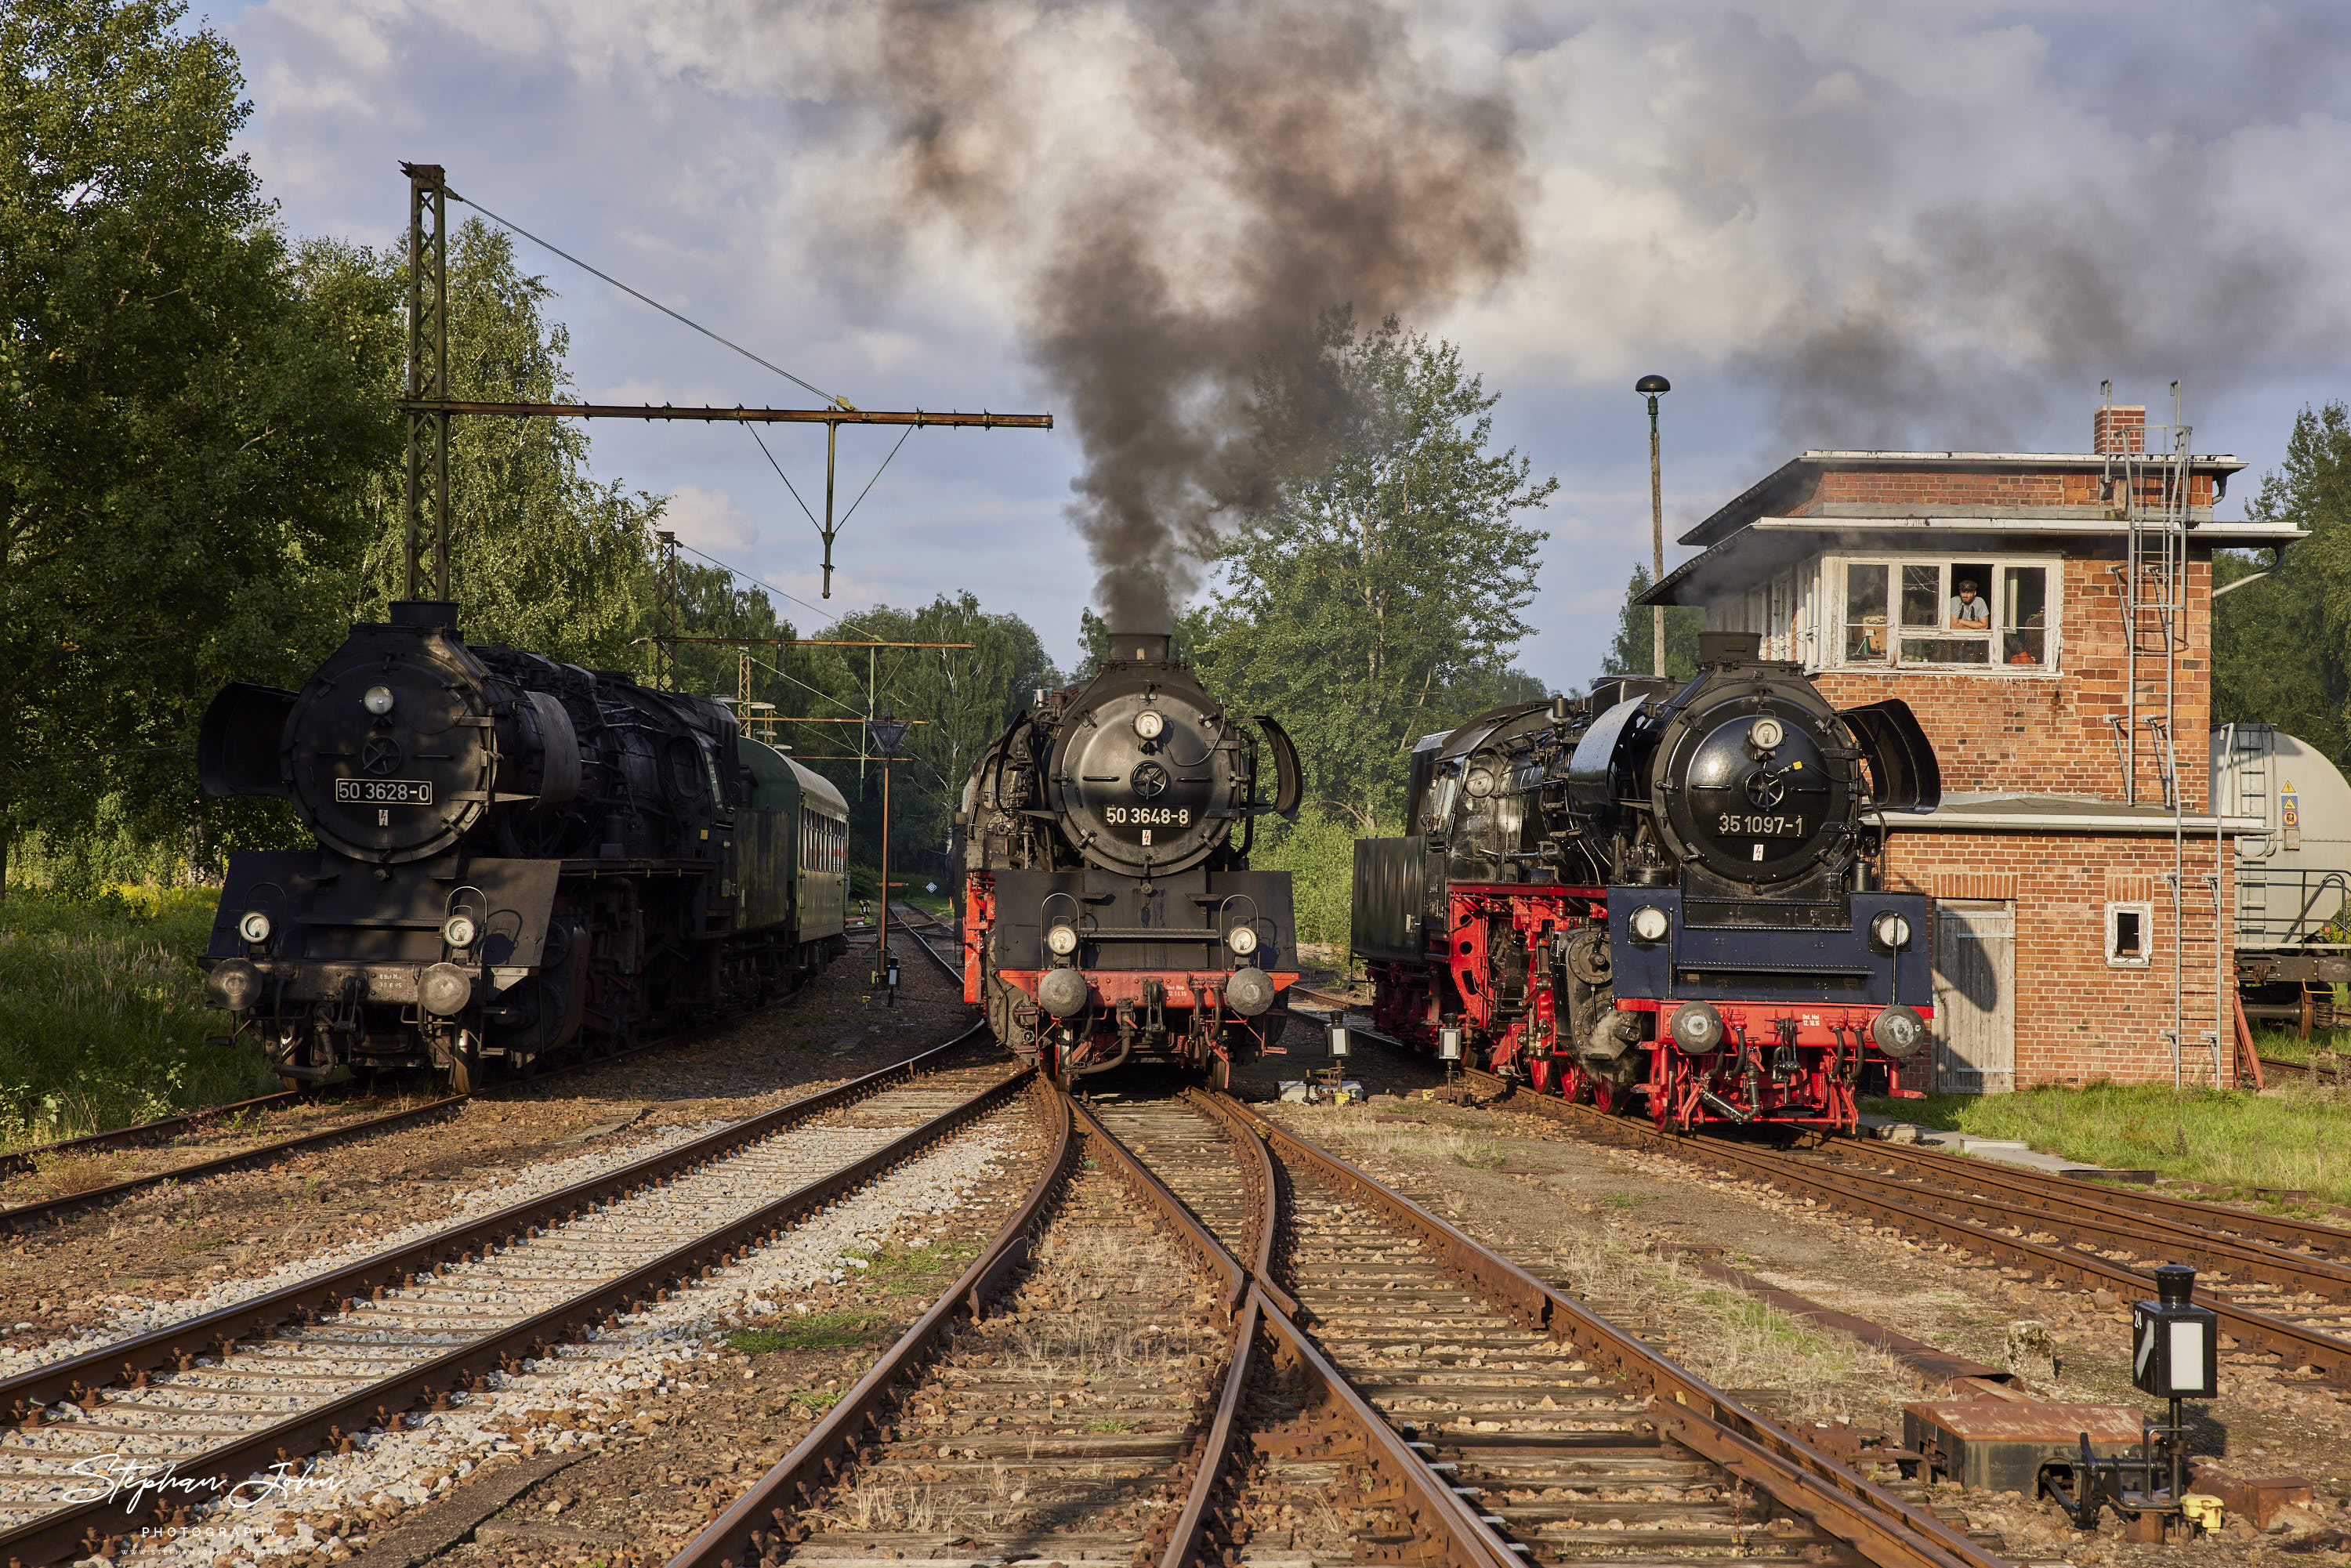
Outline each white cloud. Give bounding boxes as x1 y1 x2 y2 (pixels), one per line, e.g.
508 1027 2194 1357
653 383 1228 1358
661 483 759 552
206 0 2351 690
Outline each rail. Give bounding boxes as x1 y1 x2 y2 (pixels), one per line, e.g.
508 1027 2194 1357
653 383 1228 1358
2 1024 1015 1563
1235 1095 2008 1568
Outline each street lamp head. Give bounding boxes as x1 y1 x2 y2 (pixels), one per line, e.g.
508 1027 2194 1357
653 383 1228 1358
1636 374 1671 396
869 712 911 756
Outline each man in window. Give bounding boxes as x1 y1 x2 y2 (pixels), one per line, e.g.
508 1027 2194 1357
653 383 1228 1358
1947 578 1990 629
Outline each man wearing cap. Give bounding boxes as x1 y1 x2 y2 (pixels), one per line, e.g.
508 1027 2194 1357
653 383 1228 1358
1947 578 1990 629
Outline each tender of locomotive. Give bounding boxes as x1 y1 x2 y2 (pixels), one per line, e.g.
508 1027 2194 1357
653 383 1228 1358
953 631 1302 1088
196 599 849 1090
1353 631 1941 1132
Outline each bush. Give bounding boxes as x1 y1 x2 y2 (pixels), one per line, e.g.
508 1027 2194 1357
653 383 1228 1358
1248 811 1360 958
0 886 278 1148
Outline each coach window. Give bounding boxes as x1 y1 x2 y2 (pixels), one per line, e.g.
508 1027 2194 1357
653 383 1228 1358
1836 556 2056 673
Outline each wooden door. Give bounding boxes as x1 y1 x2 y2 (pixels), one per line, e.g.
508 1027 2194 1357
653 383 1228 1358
1932 900 2016 1093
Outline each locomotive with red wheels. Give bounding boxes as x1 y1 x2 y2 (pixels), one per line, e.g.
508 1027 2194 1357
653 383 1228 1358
952 631 1302 1089
1353 631 1941 1132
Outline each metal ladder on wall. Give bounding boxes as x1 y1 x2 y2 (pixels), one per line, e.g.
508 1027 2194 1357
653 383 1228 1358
2222 722 2276 944
2107 382 2195 810
2105 382 2222 1087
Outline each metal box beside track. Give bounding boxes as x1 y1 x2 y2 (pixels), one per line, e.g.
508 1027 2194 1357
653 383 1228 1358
1904 1400 2146 1494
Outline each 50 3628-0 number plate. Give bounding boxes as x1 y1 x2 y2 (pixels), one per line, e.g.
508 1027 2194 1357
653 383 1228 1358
1715 812 1805 838
336 778 433 806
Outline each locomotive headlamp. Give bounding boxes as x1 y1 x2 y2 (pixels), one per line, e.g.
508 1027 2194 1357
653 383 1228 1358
1046 924 1080 957
1226 925 1259 957
1628 905 1669 944
1133 708 1165 740
1870 911 1914 951
363 685 396 717
1869 1005 1928 1062
442 914 479 950
1667 1001 1725 1055
237 911 273 945
1750 716 1784 751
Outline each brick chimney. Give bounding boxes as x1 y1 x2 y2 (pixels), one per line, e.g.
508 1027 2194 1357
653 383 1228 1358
2095 404 2146 455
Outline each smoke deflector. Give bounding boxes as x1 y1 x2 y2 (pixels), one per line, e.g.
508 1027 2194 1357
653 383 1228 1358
1838 699 1942 814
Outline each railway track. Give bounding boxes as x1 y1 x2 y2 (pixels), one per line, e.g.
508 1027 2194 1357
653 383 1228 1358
0 1089 472 1237
0 1086 322 1180
0 1027 1017 1563
1288 985 2351 1395
673 1063 2009 1566
0 948 868 1236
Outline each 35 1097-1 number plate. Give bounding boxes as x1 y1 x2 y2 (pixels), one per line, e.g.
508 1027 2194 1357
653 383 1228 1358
1715 811 1805 838
336 778 433 806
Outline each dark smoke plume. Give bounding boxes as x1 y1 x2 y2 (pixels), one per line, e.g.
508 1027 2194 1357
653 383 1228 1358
864 0 1527 628
1737 191 2331 454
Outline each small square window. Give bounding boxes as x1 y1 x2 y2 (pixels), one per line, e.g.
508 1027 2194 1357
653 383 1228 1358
2106 900 2154 968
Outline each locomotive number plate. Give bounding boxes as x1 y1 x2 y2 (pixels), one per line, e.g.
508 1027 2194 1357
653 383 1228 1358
1715 811 1805 838
336 778 433 806
1107 806 1191 827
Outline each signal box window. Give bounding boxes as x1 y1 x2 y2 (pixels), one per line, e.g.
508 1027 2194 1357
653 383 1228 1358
2106 900 2153 968
1846 563 1890 663
1835 556 2055 674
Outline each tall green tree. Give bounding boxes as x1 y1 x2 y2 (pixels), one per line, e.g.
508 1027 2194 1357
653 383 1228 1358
1191 314 1557 832
806 595 1056 875
2212 401 2351 762
1599 563 1704 683
1 0 393 890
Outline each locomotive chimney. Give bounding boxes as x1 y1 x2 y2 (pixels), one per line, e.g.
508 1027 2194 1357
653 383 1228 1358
1110 632 1172 663
389 599 461 631
1697 631 1762 668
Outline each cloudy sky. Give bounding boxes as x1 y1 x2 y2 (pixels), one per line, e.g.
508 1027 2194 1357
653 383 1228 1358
194 0 2351 690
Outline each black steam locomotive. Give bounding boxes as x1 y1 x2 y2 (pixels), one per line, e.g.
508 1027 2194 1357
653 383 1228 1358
197 600 849 1090
953 631 1301 1088
1353 631 1941 1131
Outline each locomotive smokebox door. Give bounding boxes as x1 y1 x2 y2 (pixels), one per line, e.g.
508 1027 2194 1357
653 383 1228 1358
2132 1265 2219 1399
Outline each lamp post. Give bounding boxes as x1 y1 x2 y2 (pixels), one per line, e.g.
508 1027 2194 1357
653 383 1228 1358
868 712 910 992
1637 374 1672 677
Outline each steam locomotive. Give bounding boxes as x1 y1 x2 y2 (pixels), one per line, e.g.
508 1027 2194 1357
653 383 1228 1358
196 600 849 1090
952 631 1301 1088
1353 632 1941 1132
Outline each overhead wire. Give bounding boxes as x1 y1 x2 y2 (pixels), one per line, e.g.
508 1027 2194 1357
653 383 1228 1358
442 190 938 608
744 425 822 531
446 188 854 411
672 538 961 797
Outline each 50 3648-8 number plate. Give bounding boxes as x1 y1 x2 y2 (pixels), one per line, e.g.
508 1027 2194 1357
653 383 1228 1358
336 778 433 806
1715 812 1805 838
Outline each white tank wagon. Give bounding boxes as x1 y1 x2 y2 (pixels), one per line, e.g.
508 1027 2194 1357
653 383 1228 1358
2212 723 2351 1030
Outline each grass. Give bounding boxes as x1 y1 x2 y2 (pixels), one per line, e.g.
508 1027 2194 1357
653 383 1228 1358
1866 1081 2351 1205
2247 1021 2351 1066
0 886 279 1150
864 1237 983 1295
726 1309 894 1353
1320 1118 1513 1170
